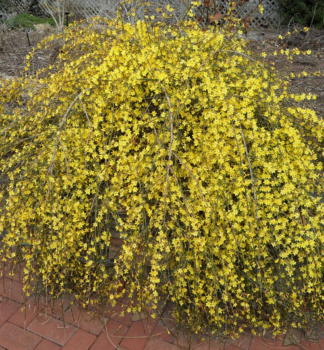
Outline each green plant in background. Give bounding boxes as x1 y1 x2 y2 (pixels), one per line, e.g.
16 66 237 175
8 13 54 28
0 0 52 28
278 0 324 28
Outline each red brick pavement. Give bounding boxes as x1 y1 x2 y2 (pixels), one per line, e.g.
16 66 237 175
0 276 323 350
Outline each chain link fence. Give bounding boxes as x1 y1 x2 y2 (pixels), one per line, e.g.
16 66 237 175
36 0 188 24
0 0 280 27
0 0 31 14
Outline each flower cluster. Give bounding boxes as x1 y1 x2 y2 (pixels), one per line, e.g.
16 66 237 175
0 16 323 336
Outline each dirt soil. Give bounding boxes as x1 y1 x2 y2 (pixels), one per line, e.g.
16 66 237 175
247 27 324 117
0 27 52 77
0 25 323 116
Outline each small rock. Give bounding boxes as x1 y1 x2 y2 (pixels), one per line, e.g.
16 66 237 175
34 23 53 33
283 332 300 346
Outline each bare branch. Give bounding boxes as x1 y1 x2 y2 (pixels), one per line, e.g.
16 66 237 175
163 90 174 222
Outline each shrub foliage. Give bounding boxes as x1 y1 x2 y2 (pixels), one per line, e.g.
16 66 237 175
278 0 324 28
0 17 324 335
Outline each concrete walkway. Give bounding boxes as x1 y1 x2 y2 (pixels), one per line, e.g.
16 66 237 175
0 274 322 350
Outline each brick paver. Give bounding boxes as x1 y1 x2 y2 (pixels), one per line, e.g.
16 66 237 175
0 322 42 350
90 321 128 350
193 339 226 350
64 304 107 335
249 336 298 350
34 339 62 350
62 328 96 350
173 331 202 349
144 337 180 350
90 331 117 350
0 298 21 326
224 345 246 350
0 275 322 350
0 278 25 303
120 316 159 350
27 314 77 346
9 299 41 328
152 319 176 343
298 340 321 350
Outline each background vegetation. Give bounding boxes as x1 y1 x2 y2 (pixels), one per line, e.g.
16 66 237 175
6 13 54 29
278 0 324 28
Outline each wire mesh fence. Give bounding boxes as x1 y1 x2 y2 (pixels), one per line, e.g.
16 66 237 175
233 0 279 27
0 0 27 14
39 0 122 21
0 0 280 27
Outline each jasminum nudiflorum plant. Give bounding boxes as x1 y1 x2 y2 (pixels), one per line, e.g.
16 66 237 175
0 4 324 337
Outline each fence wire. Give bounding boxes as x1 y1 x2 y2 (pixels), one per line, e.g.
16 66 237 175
1 0 280 27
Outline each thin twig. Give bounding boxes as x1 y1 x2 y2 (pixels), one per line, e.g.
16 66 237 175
172 151 207 204
309 3 317 31
79 98 92 128
240 125 259 220
58 136 69 174
163 90 174 223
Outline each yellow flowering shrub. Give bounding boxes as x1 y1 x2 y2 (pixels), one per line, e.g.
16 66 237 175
0 17 324 336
